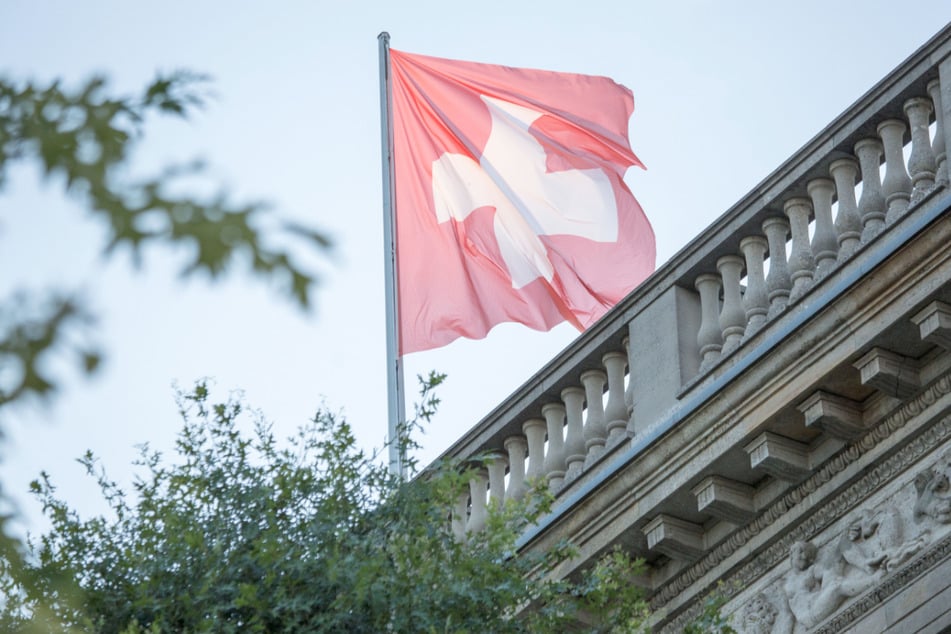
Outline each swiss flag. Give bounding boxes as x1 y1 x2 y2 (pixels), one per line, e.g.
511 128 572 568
390 49 655 354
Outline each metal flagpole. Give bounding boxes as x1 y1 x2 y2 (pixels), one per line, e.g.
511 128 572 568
378 32 407 478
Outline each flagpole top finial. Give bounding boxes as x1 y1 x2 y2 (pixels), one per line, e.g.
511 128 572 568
378 31 390 43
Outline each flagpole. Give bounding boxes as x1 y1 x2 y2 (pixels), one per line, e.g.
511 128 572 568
378 31 407 478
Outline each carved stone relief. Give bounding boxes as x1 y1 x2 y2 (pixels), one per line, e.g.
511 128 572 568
836 507 925 575
738 592 780 634
656 374 951 617
913 451 951 525
730 448 951 633
659 376 951 633
781 539 877 629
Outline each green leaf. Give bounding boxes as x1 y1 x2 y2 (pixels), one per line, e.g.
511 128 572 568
3 378 653 632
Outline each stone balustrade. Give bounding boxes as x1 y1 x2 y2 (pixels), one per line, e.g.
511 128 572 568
689 88 943 380
456 342 635 539
439 25 951 543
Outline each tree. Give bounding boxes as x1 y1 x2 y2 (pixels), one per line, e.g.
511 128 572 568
0 377 653 633
0 72 329 408
0 73 733 634
0 70 332 630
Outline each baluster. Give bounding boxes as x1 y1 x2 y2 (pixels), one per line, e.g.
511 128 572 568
695 274 723 372
451 490 469 542
854 138 886 241
785 197 815 303
763 216 791 319
717 255 746 355
904 96 937 203
740 236 768 339
807 178 838 279
623 335 635 434
829 158 861 261
581 370 607 467
523 418 547 484
504 435 527 501
562 387 586 482
603 351 628 445
467 470 488 534
542 403 567 491
878 119 912 223
487 451 507 509
927 79 947 186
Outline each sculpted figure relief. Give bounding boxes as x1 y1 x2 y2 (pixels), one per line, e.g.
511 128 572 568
837 507 925 574
765 465 947 633
732 454 951 633
782 540 877 629
914 458 951 525
739 593 779 634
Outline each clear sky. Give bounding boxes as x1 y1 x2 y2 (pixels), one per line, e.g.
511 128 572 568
2 1 950 536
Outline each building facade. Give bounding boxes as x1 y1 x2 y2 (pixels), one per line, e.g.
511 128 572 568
439 24 951 633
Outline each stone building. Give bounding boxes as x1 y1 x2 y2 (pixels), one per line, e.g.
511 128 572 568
435 22 951 633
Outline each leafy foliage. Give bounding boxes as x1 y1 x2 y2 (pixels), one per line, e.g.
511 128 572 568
683 586 736 634
0 72 330 407
0 378 654 633
0 71 732 634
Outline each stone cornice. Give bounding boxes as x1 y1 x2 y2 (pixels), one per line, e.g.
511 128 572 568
815 530 951 633
520 193 951 568
660 372 951 630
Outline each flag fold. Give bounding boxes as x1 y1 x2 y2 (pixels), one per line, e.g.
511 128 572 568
390 49 655 354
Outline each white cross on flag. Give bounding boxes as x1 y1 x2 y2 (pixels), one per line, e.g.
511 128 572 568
390 49 655 354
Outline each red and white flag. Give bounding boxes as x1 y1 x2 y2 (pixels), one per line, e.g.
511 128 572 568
390 49 655 354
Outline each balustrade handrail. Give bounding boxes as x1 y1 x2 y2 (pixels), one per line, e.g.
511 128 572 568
432 22 951 494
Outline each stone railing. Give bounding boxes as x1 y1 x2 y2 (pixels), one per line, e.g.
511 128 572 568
690 93 946 378
440 24 951 543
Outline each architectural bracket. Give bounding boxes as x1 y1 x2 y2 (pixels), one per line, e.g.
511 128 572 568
853 347 921 399
798 390 866 440
744 431 810 481
692 475 756 524
643 514 705 561
911 300 951 350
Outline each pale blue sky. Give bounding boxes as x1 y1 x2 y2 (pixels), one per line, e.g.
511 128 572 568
2 1 949 535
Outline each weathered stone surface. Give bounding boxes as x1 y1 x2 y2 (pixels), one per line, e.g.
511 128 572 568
693 475 756 524
745 432 810 481
798 391 866 441
854 348 921 400
912 300 951 351
643 514 705 561
433 24 951 634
